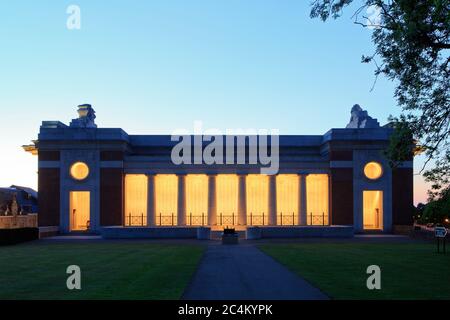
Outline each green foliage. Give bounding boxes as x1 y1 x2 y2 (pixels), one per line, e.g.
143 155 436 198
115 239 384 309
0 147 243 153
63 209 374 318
384 118 414 168
423 152 450 199
420 190 450 224
413 202 426 221
310 0 450 198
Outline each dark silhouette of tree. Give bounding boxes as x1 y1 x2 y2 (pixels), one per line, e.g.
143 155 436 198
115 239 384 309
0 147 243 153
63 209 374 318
310 0 449 199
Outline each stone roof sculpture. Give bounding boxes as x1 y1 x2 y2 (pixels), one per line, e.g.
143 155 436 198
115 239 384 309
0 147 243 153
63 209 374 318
11 194 19 216
69 104 97 128
346 104 380 129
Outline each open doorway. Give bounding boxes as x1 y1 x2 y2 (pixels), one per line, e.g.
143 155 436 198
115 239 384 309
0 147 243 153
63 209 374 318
363 191 383 230
70 191 90 231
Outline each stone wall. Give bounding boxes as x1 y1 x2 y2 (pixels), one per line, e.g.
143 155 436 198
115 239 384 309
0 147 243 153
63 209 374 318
0 214 38 229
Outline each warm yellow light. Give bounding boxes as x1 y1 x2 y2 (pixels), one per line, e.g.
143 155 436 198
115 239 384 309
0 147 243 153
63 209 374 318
276 175 299 225
246 174 269 225
70 162 89 181
124 174 148 226
364 162 383 180
363 190 383 230
154 174 178 225
216 175 239 225
306 174 329 225
70 191 90 231
186 174 209 225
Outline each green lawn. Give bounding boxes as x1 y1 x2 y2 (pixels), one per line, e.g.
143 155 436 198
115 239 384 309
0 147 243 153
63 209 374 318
0 242 204 300
260 242 450 300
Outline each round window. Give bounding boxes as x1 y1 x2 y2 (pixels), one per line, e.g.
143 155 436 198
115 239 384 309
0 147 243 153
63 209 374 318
364 162 383 180
70 162 90 181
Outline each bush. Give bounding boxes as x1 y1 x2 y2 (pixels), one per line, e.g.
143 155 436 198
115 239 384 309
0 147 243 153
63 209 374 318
0 228 39 245
414 203 426 221
420 193 450 225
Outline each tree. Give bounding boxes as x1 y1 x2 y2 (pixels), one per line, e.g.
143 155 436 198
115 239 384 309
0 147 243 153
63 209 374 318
310 0 450 199
413 202 426 221
420 190 450 224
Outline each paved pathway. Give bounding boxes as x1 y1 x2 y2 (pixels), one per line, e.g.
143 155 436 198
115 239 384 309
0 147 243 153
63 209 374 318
182 244 328 300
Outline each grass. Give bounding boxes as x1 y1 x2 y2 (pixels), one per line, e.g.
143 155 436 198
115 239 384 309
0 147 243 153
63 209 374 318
0 241 205 300
259 242 450 300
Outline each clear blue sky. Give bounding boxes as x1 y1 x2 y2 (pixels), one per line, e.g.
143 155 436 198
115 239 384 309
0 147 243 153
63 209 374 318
0 0 429 203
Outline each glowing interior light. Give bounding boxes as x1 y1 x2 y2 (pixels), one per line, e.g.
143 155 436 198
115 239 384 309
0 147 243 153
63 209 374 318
276 175 299 225
246 174 269 225
154 174 178 225
364 162 383 180
306 174 329 225
185 174 209 225
216 175 239 224
363 190 383 230
70 191 90 231
70 162 89 181
124 174 148 226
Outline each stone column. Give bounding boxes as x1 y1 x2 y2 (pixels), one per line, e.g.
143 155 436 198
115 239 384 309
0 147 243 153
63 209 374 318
328 174 332 226
268 175 277 226
177 174 186 226
147 174 155 226
208 174 217 226
299 174 308 225
237 174 247 226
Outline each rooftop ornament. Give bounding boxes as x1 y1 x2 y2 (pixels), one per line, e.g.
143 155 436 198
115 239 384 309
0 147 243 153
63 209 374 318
11 194 19 217
346 104 380 129
69 104 97 128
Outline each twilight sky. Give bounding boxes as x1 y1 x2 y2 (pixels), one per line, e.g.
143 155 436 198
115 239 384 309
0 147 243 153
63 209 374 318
0 0 430 204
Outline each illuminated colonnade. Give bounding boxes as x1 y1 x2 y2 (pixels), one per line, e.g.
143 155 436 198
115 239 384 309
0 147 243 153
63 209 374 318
125 173 329 226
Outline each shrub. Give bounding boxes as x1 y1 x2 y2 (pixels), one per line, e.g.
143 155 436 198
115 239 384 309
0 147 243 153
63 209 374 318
420 193 450 225
0 228 39 245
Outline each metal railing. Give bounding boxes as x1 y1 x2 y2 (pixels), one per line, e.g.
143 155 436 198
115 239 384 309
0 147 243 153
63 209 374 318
308 212 329 226
157 213 176 226
218 213 238 226
187 212 206 226
126 213 178 226
277 212 297 226
124 212 329 227
126 213 146 226
248 213 267 226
